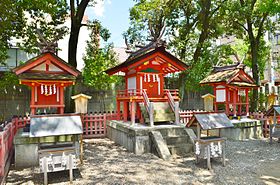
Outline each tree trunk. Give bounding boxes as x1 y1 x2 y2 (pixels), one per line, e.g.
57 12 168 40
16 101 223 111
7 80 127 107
250 43 260 111
66 0 90 112
193 0 211 63
68 20 80 68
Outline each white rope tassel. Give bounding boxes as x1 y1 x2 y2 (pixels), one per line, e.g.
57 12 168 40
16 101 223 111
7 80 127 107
53 84 56 94
218 142 222 155
49 85 52 95
45 85 48 95
144 74 147 82
153 74 156 82
195 142 200 155
147 74 150 82
156 74 159 82
41 84 44 94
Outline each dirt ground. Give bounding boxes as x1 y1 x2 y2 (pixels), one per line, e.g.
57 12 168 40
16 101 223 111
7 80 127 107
6 138 280 185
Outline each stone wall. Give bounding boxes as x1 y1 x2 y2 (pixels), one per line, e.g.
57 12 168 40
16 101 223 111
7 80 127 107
0 86 30 122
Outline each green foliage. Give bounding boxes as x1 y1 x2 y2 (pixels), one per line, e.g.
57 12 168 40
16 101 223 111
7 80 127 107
0 0 68 62
0 0 25 63
249 91 266 112
82 21 120 90
0 72 22 95
19 0 68 53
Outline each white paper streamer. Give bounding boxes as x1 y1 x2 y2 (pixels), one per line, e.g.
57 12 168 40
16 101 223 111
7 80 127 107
45 85 48 95
53 84 56 94
49 85 52 95
41 84 44 94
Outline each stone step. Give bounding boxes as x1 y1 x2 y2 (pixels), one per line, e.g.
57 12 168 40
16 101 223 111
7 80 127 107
158 128 187 137
168 144 193 156
149 131 171 160
165 136 190 145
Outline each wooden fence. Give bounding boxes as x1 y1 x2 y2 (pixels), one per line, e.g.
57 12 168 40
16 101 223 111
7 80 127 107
179 110 205 124
0 121 17 182
12 112 120 139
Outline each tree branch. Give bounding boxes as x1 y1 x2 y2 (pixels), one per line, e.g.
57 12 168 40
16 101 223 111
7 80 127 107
235 21 249 32
209 0 227 18
70 0 75 18
256 13 269 42
76 0 90 24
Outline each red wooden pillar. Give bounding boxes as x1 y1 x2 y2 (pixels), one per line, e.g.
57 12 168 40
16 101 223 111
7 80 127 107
245 89 249 116
225 87 229 115
123 101 128 121
116 100 121 120
213 86 217 112
238 93 242 115
233 89 237 117
58 86 64 114
30 86 36 115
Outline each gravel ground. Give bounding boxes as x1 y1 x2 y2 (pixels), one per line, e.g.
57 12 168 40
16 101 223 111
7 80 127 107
6 138 280 185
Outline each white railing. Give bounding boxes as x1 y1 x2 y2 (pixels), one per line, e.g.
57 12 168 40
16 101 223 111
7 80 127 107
142 89 154 126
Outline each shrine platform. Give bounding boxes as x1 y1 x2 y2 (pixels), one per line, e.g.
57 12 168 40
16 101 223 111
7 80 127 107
210 118 263 140
107 120 194 157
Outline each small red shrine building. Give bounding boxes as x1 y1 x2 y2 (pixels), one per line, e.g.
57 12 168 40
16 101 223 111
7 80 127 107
200 63 257 116
13 52 80 115
105 40 188 125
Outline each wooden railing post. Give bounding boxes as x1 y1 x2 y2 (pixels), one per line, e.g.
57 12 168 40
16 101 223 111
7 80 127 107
149 102 154 127
131 100 135 126
103 114 107 135
174 102 180 124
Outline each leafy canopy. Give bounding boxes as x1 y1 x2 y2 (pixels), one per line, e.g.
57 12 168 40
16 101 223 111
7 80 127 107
82 20 120 90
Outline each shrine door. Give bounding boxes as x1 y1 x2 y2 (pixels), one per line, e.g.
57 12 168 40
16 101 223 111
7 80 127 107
142 73 161 97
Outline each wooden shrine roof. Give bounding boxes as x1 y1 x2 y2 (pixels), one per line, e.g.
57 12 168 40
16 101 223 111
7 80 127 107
18 73 76 80
105 40 188 75
30 114 83 137
200 63 256 87
187 112 234 130
13 52 80 78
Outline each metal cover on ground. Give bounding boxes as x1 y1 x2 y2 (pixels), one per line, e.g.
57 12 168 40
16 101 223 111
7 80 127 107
188 113 234 130
29 114 83 137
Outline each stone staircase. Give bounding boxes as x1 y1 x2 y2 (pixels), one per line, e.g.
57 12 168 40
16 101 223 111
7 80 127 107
150 127 194 157
139 102 175 123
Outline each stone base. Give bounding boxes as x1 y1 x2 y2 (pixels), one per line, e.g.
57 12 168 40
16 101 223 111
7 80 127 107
206 119 263 140
107 120 191 155
219 125 263 140
13 128 80 169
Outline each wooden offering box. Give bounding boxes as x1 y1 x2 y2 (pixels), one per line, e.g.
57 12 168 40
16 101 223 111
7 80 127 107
187 112 234 170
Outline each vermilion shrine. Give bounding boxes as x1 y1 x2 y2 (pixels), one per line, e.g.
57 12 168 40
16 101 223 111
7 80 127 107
200 63 257 116
13 52 80 114
106 40 188 125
